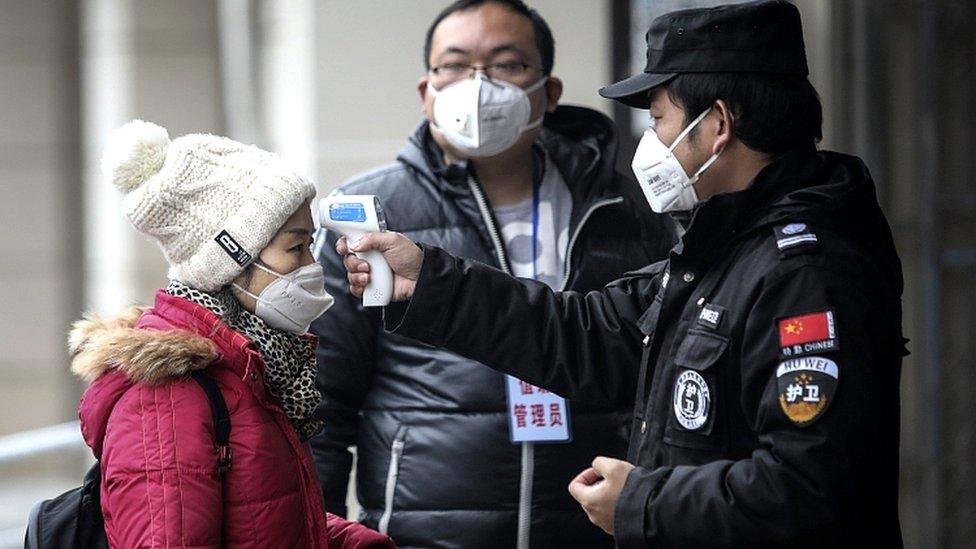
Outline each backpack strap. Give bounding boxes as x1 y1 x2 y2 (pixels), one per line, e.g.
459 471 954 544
190 370 233 475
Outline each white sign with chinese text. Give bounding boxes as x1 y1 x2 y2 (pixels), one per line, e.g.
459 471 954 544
505 375 571 443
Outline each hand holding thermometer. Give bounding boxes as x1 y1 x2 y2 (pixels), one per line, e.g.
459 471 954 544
318 195 393 307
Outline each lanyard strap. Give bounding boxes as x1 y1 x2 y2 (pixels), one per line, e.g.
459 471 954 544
531 176 541 281
530 148 545 281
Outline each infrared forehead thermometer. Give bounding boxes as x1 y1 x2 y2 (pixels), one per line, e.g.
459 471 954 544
318 195 393 307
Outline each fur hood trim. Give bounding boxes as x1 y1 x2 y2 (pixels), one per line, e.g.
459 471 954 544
69 306 218 384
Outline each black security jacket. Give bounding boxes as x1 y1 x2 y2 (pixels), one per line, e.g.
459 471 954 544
387 147 906 548
310 106 677 549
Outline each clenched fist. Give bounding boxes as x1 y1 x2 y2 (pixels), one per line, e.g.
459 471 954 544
567 456 635 535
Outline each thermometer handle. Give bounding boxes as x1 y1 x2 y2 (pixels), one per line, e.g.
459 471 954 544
356 249 393 307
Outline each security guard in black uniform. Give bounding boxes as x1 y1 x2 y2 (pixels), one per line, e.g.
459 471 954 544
337 1 907 547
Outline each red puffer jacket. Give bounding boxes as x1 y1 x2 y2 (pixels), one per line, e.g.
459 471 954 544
72 290 394 549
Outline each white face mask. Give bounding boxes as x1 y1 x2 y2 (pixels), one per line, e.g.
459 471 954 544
233 262 334 334
631 107 724 213
428 74 547 158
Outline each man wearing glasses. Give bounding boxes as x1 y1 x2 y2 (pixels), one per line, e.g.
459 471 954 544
309 1 675 548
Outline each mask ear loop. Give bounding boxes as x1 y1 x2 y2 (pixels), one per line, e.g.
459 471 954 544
689 111 734 184
230 264 306 329
426 80 445 135
519 76 550 131
251 261 286 278
231 283 260 301
665 107 712 199
523 76 548 94
522 113 546 132
665 107 711 192
230 261 284 300
667 107 713 154
690 151 722 182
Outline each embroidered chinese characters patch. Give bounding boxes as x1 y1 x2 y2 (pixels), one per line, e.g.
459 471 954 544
776 356 839 427
673 370 711 431
777 310 839 358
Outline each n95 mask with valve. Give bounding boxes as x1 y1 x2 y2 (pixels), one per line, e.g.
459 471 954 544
428 74 547 158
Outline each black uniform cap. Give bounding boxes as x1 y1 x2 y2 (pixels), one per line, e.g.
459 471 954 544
600 0 809 109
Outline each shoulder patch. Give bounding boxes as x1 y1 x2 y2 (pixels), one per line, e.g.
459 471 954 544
773 223 819 258
777 309 840 358
776 355 839 427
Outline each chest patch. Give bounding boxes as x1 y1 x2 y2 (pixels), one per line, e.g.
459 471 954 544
672 370 711 430
697 303 725 330
777 309 839 358
776 356 839 427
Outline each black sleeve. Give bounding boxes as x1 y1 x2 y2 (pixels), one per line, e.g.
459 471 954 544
308 229 378 517
614 264 891 547
385 244 655 405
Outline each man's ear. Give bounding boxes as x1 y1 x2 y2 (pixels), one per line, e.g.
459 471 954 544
544 76 563 113
711 99 735 155
417 76 430 107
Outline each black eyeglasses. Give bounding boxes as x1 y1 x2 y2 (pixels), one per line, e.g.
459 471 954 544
429 62 545 84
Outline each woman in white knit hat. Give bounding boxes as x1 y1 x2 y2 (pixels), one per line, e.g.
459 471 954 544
69 120 395 548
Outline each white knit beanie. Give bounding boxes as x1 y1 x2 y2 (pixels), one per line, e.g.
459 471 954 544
101 120 316 291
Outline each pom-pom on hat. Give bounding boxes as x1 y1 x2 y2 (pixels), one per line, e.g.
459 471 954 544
101 120 316 291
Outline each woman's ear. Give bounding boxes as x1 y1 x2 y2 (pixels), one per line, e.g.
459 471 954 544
711 99 735 155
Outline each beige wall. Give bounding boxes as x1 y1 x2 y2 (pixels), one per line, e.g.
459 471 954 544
0 0 222 437
0 1 83 435
0 2 88 541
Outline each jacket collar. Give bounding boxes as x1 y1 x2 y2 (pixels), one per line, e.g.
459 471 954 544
676 146 824 259
144 290 259 375
676 145 899 288
69 290 269 386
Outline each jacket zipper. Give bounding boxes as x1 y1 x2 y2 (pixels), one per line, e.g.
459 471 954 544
558 197 624 290
467 173 542 547
467 174 512 275
517 442 534 549
378 430 406 535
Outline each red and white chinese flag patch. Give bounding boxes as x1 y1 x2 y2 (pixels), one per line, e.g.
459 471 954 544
777 310 839 357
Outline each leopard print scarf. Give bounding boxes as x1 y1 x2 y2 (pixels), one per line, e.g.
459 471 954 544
167 280 323 441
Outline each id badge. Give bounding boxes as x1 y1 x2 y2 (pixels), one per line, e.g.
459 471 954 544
505 375 571 443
